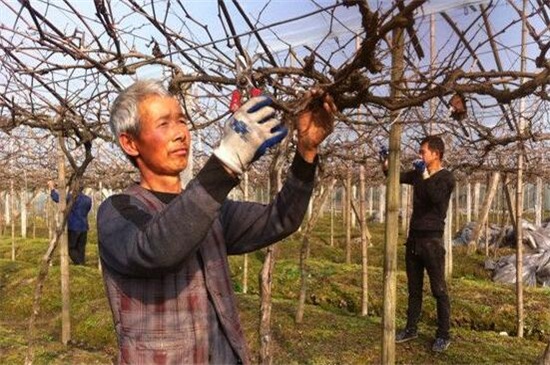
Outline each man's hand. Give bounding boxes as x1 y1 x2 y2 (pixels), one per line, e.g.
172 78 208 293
379 145 389 162
412 159 426 172
295 89 337 163
379 145 390 172
413 160 429 179
214 96 288 175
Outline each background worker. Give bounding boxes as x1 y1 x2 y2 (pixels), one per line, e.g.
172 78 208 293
381 135 456 353
48 180 92 265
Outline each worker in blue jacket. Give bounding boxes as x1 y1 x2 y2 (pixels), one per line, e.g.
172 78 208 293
48 180 92 265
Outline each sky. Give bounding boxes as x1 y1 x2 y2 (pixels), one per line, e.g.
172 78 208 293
1 0 548 178
1 0 545 131
1 0 537 86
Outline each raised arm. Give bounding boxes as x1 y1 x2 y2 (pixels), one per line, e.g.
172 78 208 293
221 153 316 253
222 88 336 253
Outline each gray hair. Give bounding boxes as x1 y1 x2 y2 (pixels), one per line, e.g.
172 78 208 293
109 79 171 140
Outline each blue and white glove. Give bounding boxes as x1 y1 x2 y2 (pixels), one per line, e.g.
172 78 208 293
412 159 429 180
214 96 288 174
378 145 389 162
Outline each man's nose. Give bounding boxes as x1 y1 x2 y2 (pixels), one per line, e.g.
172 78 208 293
172 123 188 142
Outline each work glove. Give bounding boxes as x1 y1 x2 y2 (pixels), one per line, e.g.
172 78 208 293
412 159 430 180
378 145 389 162
214 96 288 175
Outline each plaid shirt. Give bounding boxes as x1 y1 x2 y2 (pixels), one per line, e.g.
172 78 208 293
98 155 315 365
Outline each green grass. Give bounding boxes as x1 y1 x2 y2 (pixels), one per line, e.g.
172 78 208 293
0 214 548 364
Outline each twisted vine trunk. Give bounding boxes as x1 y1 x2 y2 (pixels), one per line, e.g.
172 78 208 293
56 134 71 346
359 165 370 316
259 244 277 365
259 158 283 365
295 177 335 323
345 169 352 264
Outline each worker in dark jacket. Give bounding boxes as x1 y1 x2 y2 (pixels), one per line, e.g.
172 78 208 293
48 180 92 265
381 135 456 353
97 79 336 365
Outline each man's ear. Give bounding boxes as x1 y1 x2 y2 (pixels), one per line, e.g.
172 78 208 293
119 133 139 158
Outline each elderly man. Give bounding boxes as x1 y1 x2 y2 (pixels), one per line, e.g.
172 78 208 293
97 79 336 365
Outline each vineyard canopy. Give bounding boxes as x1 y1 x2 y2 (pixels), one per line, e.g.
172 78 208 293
0 0 549 189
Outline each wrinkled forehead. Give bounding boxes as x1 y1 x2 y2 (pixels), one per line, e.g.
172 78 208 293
137 94 183 116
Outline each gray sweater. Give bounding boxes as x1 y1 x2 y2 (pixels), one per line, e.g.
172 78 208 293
97 154 316 365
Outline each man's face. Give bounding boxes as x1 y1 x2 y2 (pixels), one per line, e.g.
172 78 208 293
130 95 191 177
419 142 439 167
